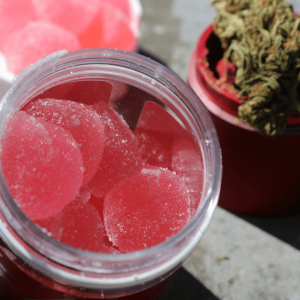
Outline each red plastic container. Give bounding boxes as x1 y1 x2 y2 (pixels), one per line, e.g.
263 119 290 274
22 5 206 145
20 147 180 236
188 25 300 215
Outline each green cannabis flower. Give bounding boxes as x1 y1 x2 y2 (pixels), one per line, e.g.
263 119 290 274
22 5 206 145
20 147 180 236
211 0 300 136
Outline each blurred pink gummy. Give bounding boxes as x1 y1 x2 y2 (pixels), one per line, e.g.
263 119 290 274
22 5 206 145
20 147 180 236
106 0 141 36
87 102 143 197
3 20 81 75
31 0 100 35
106 0 131 20
79 2 137 52
0 0 36 47
1 112 84 221
36 187 109 252
24 99 106 186
104 167 190 253
135 128 174 170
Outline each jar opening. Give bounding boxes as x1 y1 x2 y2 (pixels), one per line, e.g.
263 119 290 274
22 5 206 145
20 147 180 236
0 49 221 290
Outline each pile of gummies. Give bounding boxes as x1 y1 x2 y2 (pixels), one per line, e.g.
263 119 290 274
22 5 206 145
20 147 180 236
0 0 139 76
1 81 203 254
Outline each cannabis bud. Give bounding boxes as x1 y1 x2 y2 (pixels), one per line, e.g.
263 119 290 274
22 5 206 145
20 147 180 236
212 0 300 136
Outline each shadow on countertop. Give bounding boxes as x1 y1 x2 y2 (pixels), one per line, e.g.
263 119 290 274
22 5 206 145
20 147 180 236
158 267 220 300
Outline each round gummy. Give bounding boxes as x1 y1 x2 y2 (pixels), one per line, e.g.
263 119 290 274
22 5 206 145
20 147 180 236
1 111 84 221
104 167 190 253
31 0 100 35
105 0 131 20
134 128 174 170
79 2 136 52
87 102 143 197
36 187 106 252
24 98 106 186
0 0 36 47
89 193 121 253
3 20 81 75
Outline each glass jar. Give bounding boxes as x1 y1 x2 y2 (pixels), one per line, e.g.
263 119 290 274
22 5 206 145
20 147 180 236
0 49 221 299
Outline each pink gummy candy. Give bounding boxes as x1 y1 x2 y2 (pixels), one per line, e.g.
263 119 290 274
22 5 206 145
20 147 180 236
30 80 113 106
1 111 84 221
0 0 36 47
135 102 186 138
105 0 140 37
134 102 188 170
31 0 100 35
134 128 174 170
3 20 81 75
89 194 120 253
79 2 136 52
107 80 129 103
172 138 204 217
104 167 190 253
135 102 203 217
105 0 131 20
36 187 106 252
87 102 143 197
24 98 106 186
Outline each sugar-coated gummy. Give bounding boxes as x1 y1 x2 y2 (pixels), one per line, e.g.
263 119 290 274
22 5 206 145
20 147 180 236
1 111 84 221
135 102 203 216
134 128 174 170
107 80 129 103
89 194 120 253
104 167 190 253
24 98 106 186
104 0 131 20
0 0 36 47
3 20 81 75
134 102 185 136
31 0 100 35
87 102 143 197
103 0 140 38
36 187 106 252
79 2 136 52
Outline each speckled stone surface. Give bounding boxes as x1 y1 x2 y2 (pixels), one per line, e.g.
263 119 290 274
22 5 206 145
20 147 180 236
184 207 300 300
